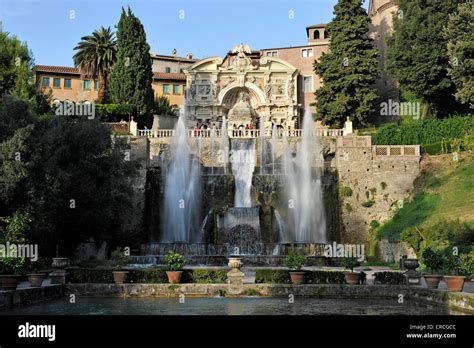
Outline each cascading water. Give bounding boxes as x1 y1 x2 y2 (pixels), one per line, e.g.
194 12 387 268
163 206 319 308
219 117 228 174
271 124 277 175
162 116 201 242
231 139 256 207
259 115 265 175
282 109 327 243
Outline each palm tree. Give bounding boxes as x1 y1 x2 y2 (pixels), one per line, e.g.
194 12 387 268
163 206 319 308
73 26 117 103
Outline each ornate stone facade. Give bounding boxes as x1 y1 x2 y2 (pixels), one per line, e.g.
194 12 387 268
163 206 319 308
184 44 298 130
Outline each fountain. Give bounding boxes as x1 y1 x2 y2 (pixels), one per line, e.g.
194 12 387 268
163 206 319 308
282 109 327 243
230 138 256 208
161 116 202 242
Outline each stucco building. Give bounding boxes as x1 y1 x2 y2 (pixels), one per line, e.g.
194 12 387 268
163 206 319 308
34 51 196 108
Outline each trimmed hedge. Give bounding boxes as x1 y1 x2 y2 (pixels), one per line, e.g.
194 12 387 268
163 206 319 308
255 269 346 284
372 116 474 147
68 268 227 284
373 272 406 285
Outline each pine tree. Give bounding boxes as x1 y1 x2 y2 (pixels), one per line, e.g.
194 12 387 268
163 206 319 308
386 0 468 117
313 0 379 128
444 2 474 109
109 7 153 118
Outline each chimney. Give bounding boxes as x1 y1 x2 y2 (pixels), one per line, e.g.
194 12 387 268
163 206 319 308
172 48 177 57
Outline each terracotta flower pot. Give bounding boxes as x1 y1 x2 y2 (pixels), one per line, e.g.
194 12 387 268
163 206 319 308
444 276 465 292
166 271 183 284
423 275 442 289
345 272 361 285
0 275 21 290
112 271 129 284
289 271 305 284
27 273 47 287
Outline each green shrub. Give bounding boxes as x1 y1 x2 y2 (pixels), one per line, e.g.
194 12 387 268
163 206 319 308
372 115 474 147
341 186 353 197
254 269 346 284
69 269 115 283
459 253 474 277
422 248 444 274
181 269 227 283
255 269 290 284
345 203 353 213
284 251 307 271
373 272 406 285
164 251 184 271
128 268 168 283
341 257 360 272
369 220 380 230
240 289 261 296
111 248 129 269
361 200 375 208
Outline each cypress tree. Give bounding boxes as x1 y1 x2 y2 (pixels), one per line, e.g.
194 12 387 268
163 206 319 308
386 0 468 117
109 7 153 119
313 0 379 128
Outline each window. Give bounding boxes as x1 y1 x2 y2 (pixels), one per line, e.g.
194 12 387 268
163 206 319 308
83 80 91 90
314 30 320 40
163 84 169 94
302 48 313 58
165 67 171 73
94 80 98 90
173 85 180 95
53 78 60 88
64 79 72 88
265 51 278 57
42 77 50 87
303 76 313 92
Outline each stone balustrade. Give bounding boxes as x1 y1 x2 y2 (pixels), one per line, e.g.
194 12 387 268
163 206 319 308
137 128 344 138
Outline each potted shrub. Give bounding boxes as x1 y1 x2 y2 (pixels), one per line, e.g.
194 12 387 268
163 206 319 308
342 257 361 285
443 251 469 292
165 251 185 284
284 251 307 284
27 259 48 288
421 248 444 289
0 257 26 290
111 248 129 284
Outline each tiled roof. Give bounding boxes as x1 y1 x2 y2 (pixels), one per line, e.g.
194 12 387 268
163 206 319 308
150 54 196 62
34 65 80 74
153 72 187 81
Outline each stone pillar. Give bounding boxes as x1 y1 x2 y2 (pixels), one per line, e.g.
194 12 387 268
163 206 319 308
343 117 353 136
151 115 160 137
130 117 138 136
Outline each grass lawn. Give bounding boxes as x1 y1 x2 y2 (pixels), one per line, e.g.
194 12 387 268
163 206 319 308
377 153 474 241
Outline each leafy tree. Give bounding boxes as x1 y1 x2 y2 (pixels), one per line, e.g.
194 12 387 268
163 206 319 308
73 26 117 103
444 2 474 108
313 0 379 128
109 7 153 118
386 0 468 117
0 30 32 98
153 95 175 115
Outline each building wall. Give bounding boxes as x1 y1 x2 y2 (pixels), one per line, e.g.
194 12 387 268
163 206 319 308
36 72 98 102
151 56 195 73
152 80 186 107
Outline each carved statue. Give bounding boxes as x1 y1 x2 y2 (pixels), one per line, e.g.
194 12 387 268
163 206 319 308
287 80 295 98
265 80 272 99
190 81 196 100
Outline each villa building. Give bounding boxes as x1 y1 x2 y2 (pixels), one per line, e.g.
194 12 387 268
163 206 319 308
34 51 196 108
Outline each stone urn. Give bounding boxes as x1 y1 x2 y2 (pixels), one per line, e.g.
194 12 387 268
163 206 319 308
228 258 242 270
403 259 419 271
227 258 244 285
404 259 422 286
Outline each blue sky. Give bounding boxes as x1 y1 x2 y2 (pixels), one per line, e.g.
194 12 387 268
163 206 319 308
0 0 370 67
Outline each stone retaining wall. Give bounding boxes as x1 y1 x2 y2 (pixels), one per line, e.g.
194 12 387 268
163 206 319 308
0 285 64 310
66 283 474 313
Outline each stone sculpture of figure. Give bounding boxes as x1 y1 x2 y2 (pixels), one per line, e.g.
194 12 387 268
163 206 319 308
190 81 196 100
288 80 295 98
213 82 220 98
265 80 272 100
